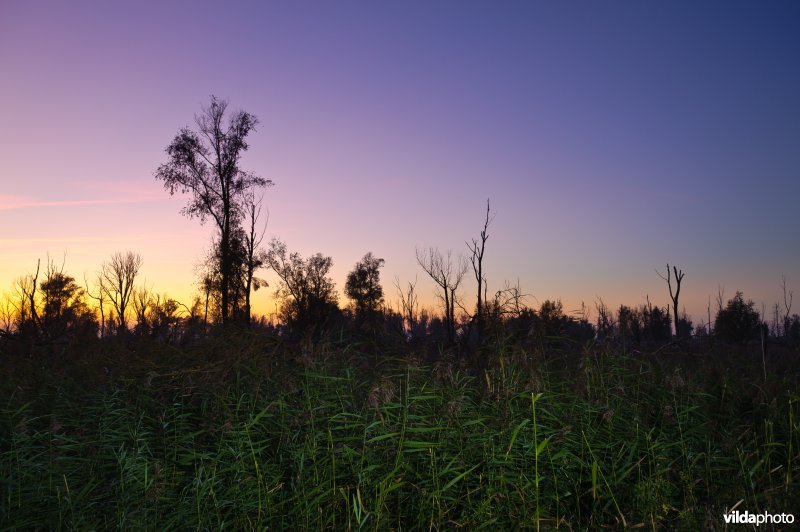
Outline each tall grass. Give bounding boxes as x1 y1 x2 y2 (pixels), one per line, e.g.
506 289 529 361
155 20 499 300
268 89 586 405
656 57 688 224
2 338 799 529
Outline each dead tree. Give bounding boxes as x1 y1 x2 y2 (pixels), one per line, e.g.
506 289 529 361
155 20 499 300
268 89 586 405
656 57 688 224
243 191 269 325
393 275 419 338
782 275 793 338
657 263 685 337
132 285 152 334
416 247 467 345
84 273 107 338
12 259 41 337
466 199 494 343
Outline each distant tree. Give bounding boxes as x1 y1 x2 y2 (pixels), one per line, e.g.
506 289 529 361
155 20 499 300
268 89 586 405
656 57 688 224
149 293 182 342
393 276 419 339
657 263 685 337
39 258 96 340
641 297 672 343
714 291 761 344
132 285 152 335
241 192 268 325
0 297 14 337
595 298 615 341
617 304 641 350
100 251 142 334
11 259 41 337
345 252 385 330
676 308 693 339
535 299 569 338
84 274 107 338
782 275 794 340
201 273 213 329
265 238 338 333
155 96 272 324
466 199 493 343
786 314 800 347
416 247 467 345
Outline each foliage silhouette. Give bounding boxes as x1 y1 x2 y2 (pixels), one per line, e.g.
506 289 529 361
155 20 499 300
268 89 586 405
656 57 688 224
265 238 339 336
39 261 96 341
714 291 762 344
155 96 272 324
345 252 385 332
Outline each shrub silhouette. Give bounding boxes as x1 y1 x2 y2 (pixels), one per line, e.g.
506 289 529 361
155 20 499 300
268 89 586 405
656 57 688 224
714 291 761 344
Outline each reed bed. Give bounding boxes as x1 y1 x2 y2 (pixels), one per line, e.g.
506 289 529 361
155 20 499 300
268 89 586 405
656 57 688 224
2 339 799 529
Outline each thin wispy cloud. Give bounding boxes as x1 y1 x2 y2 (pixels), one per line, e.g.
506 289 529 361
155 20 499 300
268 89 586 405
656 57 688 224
0 196 168 211
0 234 190 244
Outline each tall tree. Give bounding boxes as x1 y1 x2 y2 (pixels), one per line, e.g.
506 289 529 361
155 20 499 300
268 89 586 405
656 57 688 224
242 191 268 325
657 263 685 337
466 199 493 343
155 96 271 324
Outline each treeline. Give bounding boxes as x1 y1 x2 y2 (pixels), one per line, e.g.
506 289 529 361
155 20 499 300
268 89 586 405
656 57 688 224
2 246 799 356
3 96 798 355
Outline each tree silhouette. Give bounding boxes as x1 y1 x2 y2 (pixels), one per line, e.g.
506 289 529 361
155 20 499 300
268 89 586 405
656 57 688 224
84 273 107 338
466 199 493 343
155 96 272 324
345 252 385 330
393 276 419 339
265 238 338 334
714 291 761 344
12 259 41 337
40 258 95 340
100 251 142 334
242 192 268 325
416 247 467 345
657 263 685 337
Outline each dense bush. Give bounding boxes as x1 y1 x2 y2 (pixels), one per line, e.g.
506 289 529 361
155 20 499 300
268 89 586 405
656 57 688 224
714 291 761 344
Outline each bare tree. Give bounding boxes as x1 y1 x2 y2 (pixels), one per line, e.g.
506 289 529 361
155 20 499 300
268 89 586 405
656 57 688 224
657 263 685 337
12 259 41 336
416 247 467 345
715 285 726 314
487 280 529 321
0 296 15 337
466 199 494 343
132 284 152 334
85 273 107 339
782 275 793 338
242 191 269 325
393 276 419 338
155 96 272 324
201 273 213 329
100 251 142 334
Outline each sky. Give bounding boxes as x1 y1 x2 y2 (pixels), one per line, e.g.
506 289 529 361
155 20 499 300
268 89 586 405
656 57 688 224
1 1 799 327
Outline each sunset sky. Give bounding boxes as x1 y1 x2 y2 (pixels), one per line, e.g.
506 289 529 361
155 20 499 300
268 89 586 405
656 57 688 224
1 1 798 326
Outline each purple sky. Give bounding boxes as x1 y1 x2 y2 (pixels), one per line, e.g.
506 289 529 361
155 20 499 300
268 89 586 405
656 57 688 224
1 1 799 326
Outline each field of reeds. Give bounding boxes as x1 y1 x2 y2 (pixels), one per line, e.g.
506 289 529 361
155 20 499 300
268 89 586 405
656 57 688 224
2 334 799 530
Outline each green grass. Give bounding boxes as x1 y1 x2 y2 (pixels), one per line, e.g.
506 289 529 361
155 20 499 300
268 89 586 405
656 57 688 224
2 337 799 529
